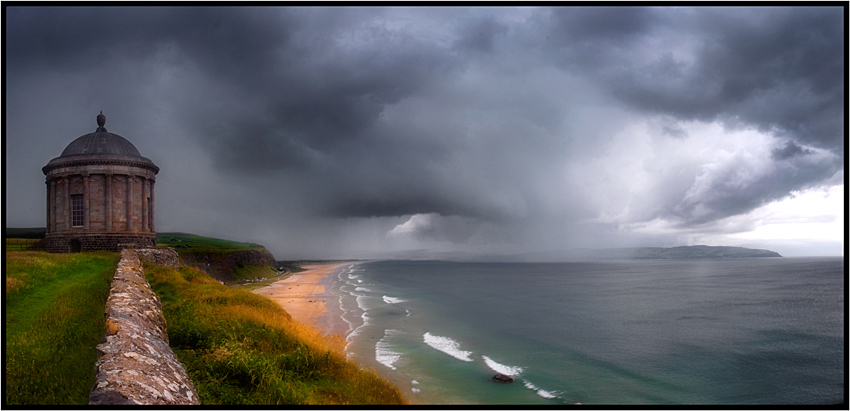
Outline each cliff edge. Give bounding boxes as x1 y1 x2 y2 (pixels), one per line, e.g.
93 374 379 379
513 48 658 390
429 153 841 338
156 233 278 283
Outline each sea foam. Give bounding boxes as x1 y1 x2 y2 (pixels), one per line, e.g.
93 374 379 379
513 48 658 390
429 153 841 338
482 355 523 376
523 380 559 399
375 329 404 370
423 332 474 362
383 295 405 304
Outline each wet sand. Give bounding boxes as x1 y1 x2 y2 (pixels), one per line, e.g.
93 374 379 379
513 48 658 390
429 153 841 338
252 262 353 337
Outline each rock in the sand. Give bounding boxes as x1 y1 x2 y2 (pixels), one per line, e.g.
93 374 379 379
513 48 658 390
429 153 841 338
492 374 514 383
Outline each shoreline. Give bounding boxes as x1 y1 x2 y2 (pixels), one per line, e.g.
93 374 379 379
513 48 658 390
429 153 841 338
251 262 355 338
253 261 423 403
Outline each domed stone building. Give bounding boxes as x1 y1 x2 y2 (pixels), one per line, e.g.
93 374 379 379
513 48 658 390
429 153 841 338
42 112 159 252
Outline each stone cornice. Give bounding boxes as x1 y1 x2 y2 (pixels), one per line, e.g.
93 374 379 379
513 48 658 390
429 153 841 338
43 154 159 175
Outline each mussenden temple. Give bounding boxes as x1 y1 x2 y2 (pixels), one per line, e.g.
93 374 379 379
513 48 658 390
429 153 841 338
42 112 159 252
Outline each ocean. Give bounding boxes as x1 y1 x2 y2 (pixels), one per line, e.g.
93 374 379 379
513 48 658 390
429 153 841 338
323 257 845 405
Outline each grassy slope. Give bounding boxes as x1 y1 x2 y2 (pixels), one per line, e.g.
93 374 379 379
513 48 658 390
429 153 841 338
157 232 262 254
5 235 405 405
144 262 407 405
4 251 119 405
157 232 279 283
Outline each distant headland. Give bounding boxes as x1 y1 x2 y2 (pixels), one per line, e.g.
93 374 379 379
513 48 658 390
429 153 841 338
516 245 782 262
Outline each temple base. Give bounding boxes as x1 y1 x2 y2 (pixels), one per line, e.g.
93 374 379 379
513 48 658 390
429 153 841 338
43 233 156 253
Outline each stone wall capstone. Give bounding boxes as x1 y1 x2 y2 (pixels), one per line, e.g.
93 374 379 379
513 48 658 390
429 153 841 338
89 249 199 405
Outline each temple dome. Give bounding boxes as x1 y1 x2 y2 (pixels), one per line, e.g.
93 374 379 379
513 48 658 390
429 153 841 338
44 112 158 175
58 112 143 158
60 131 143 157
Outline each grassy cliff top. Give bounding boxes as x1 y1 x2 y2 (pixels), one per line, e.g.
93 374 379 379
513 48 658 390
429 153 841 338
156 232 265 254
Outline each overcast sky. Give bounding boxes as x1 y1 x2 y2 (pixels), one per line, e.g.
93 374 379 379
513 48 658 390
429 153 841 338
4 6 845 259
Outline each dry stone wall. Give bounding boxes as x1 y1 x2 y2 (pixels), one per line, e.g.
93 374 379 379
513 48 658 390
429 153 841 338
89 249 199 405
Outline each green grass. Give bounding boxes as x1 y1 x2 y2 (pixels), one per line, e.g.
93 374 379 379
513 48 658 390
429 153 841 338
156 232 263 255
4 251 119 405
5 238 41 252
143 262 407 405
238 272 294 291
231 264 277 282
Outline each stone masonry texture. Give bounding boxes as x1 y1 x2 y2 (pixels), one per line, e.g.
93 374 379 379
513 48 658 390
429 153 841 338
89 249 199 405
42 234 156 253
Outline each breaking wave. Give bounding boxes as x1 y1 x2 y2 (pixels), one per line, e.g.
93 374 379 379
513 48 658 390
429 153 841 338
482 355 523 376
423 332 474 362
375 329 404 370
523 380 559 399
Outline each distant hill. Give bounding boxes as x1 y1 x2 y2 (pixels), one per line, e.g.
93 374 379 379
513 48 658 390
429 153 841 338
630 245 781 259
513 245 782 262
5 227 46 239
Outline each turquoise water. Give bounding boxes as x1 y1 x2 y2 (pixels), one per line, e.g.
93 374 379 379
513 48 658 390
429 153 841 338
324 258 844 405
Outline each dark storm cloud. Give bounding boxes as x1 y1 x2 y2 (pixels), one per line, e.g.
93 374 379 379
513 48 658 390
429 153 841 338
547 6 655 45
670 150 840 226
536 6 844 226
544 7 844 151
771 140 814 160
5 6 844 257
542 7 657 71
454 15 508 53
7 7 453 164
6 7 291 76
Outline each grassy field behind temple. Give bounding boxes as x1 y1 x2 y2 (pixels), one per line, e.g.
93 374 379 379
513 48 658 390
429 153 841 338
4 251 119 405
143 261 407 405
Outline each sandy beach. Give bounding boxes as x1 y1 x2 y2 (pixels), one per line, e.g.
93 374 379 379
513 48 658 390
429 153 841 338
252 262 353 337
253 261 420 403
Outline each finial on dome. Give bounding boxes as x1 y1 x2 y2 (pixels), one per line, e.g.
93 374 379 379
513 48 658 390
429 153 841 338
96 111 107 131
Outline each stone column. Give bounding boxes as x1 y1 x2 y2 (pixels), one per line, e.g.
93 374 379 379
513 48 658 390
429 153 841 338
142 178 149 232
64 177 70 232
150 180 155 232
83 174 90 230
50 180 57 233
46 181 51 234
126 176 133 231
106 174 112 231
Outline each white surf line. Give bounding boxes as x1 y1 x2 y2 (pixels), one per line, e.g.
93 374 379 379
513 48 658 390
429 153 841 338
375 329 403 370
423 332 474 362
382 295 405 304
482 355 524 376
522 379 561 399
